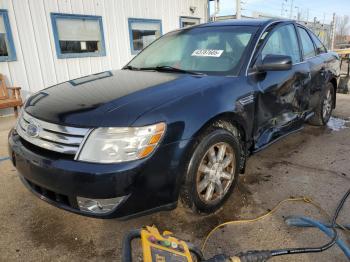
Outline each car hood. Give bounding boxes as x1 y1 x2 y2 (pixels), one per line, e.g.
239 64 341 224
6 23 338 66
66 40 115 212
24 70 221 127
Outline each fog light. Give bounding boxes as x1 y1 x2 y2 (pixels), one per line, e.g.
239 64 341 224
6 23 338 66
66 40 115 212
77 196 125 214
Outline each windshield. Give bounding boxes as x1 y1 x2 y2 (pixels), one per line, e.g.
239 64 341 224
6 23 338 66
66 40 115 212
126 26 258 76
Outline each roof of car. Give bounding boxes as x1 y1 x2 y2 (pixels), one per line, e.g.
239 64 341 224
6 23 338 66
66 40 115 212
197 18 289 28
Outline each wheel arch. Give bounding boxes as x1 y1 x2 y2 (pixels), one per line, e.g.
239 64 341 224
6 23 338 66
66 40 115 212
189 111 249 174
193 112 247 142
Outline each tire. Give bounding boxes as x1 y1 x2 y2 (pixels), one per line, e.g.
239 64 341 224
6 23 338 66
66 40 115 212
180 123 241 214
308 82 334 126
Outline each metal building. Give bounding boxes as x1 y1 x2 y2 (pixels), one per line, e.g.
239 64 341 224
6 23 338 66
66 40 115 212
0 0 209 110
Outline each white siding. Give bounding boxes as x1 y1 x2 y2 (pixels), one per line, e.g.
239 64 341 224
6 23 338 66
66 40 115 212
0 0 208 109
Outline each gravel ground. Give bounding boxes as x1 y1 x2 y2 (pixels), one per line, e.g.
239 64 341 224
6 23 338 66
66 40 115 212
0 94 349 262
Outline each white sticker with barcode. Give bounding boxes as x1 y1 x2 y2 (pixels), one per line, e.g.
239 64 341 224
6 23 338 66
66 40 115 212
191 49 224 57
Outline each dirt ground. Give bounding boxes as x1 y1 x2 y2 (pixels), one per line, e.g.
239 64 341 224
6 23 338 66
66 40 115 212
0 94 349 262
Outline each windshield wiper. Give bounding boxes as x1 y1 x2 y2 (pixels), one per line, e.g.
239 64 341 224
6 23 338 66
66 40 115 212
123 65 141 70
141 65 206 75
124 65 205 75
154 66 205 75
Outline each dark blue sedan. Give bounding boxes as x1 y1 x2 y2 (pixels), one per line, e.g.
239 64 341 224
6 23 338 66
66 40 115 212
8 19 340 218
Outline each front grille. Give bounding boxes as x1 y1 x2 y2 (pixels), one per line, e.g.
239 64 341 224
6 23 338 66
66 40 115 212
25 178 71 207
16 111 90 156
20 137 75 160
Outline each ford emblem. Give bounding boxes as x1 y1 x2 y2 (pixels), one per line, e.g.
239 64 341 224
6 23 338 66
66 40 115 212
26 121 40 137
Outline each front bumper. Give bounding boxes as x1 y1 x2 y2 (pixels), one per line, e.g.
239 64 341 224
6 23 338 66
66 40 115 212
8 129 191 219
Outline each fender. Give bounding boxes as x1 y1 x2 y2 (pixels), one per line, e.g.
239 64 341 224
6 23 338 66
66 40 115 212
132 75 256 145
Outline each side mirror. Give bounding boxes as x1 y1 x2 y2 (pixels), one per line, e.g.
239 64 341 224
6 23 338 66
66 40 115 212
256 54 292 72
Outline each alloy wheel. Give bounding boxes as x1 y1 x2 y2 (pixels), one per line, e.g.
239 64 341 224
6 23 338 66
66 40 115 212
322 89 332 120
196 142 236 203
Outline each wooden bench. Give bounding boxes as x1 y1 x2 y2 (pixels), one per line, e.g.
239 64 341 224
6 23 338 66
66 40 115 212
0 74 23 117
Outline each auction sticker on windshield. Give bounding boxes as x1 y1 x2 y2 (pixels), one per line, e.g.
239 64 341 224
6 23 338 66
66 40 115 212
191 49 224 57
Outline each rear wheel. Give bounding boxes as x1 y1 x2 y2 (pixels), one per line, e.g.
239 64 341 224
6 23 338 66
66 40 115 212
309 82 334 126
181 124 241 213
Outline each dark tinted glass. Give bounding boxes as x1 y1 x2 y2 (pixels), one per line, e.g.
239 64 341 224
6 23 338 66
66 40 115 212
0 33 8 56
59 41 98 54
132 30 158 51
129 20 162 52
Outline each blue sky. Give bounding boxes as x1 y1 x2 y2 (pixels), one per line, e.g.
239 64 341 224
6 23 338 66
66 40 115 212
210 0 349 24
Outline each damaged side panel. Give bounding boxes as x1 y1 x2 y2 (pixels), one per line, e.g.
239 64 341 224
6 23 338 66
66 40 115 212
252 63 312 151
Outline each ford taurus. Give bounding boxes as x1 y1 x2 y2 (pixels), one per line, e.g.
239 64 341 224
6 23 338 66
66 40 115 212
8 19 340 218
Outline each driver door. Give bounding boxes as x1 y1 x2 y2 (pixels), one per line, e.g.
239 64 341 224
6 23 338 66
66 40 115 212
251 23 311 150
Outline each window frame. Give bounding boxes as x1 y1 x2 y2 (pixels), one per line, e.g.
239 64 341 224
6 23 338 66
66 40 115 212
308 30 327 55
296 25 317 61
0 9 16 62
50 13 106 59
179 16 200 28
128 18 162 55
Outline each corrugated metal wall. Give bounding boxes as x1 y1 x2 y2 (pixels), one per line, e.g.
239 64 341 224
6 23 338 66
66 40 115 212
0 0 208 101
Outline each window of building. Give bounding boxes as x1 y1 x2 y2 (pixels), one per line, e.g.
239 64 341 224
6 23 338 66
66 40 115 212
180 17 200 28
51 13 106 59
297 27 316 59
0 9 16 62
128 18 162 54
261 24 301 64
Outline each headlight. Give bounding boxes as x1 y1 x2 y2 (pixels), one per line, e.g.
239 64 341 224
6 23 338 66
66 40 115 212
15 107 24 132
77 122 166 163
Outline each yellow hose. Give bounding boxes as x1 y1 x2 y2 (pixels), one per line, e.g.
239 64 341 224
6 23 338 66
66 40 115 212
201 196 348 253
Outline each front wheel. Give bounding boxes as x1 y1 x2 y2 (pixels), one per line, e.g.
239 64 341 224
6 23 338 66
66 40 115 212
181 125 241 214
308 82 334 126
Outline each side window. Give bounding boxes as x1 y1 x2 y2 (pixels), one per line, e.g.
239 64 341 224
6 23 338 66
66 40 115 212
309 32 327 54
261 24 301 63
297 27 316 59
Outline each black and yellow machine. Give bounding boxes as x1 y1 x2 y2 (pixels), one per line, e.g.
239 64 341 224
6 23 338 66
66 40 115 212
122 226 274 262
122 226 203 262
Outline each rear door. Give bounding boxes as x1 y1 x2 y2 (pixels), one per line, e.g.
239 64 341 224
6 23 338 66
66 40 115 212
307 29 337 108
296 26 323 112
251 23 311 150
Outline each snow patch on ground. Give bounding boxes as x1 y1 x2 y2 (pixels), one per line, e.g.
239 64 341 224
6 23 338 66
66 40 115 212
327 116 349 131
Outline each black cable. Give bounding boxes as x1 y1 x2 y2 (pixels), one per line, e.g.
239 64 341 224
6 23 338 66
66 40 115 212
234 188 350 261
121 229 141 262
270 188 350 257
187 242 205 261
